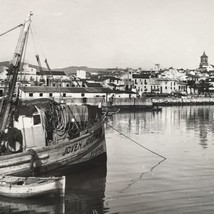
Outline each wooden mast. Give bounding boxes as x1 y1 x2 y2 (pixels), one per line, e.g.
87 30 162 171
0 12 33 131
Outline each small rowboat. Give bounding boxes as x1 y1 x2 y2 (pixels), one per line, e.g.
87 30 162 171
0 175 66 198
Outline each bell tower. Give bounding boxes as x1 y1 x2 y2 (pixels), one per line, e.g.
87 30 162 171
199 51 208 69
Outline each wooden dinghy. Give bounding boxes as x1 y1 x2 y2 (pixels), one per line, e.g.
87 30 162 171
0 175 66 198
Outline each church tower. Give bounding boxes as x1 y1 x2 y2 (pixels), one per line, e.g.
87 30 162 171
199 51 208 69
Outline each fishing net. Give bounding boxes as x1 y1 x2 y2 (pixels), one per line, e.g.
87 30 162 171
14 99 102 142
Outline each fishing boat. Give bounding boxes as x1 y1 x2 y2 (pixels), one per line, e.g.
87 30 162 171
0 12 107 176
0 175 65 198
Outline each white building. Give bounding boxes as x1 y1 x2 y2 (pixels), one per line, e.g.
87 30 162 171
17 64 71 87
132 73 151 95
120 69 135 91
101 76 125 90
77 70 86 79
131 72 186 95
18 86 136 105
156 78 186 94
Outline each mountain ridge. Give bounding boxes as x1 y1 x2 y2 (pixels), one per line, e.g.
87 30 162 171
0 61 109 75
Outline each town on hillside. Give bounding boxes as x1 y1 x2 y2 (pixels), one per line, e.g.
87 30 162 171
0 52 213 108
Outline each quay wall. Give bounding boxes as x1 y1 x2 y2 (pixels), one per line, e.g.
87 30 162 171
63 97 104 106
107 98 153 110
59 97 153 109
26 96 214 109
152 96 214 106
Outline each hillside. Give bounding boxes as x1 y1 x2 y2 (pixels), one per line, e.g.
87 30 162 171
0 61 109 75
0 61 10 67
0 61 41 70
59 66 108 75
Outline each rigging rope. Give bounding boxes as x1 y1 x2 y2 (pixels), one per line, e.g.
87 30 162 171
18 23 30 99
30 23 46 59
30 26 38 55
107 124 167 160
0 24 23 37
30 23 53 78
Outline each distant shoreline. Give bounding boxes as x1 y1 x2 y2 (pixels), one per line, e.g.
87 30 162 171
152 96 214 106
101 96 214 111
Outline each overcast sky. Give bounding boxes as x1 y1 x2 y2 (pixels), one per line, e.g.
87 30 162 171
0 0 214 69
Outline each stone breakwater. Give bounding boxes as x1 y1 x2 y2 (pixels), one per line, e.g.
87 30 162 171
152 96 214 106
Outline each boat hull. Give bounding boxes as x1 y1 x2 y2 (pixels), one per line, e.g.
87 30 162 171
0 176 65 198
0 122 107 176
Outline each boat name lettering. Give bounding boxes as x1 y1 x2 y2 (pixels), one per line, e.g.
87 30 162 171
83 135 97 148
62 142 83 156
91 145 104 158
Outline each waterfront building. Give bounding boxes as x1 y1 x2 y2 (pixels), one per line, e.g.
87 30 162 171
120 69 135 91
100 76 125 90
156 78 185 94
149 78 161 93
185 73 200 94
18 86 136 105
131 70 187 96
84 81 103 87
161 68 186 80
76 70 86 79
132 73 151 96
17 64 70 87
207 77 214 92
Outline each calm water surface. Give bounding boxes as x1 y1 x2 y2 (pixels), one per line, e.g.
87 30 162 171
1 106 214 214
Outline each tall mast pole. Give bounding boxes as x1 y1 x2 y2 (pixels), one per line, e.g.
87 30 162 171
0 11 33 131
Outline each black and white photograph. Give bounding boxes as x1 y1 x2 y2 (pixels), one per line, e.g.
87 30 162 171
0 0 214 213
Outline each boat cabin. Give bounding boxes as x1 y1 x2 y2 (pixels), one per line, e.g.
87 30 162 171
14 108 46 149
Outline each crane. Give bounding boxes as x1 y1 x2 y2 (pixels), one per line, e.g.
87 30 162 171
44 58 52 75
44 58 53 86
35 55 43 73
35 54 45 85
71 75 81 87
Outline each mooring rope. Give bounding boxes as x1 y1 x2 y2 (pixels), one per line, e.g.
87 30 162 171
120 158 165 193
107 124 166 160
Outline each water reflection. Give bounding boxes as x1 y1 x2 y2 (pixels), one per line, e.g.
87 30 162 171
107 110 164 135
109 106 214 148
0 195 65 214
184 106 214 148
65 166 107 214
104 106 214 213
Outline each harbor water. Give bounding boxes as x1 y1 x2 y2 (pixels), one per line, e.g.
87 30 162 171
1 105 214 213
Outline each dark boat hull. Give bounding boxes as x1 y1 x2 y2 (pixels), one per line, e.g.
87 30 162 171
0 122 107 176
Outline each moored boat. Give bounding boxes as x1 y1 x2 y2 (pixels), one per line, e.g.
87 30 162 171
0 175 65 198
0 12 107 176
